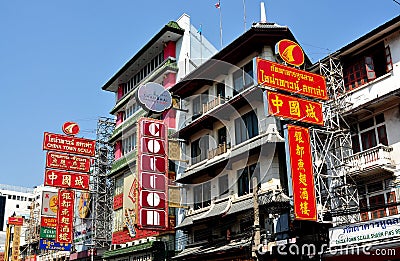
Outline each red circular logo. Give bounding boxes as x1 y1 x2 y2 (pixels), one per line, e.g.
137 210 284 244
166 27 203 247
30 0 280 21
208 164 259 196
62 122 80 136
277 39 305 67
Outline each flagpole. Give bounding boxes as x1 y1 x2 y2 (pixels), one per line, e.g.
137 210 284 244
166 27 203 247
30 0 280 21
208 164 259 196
219 0 223 49
243 0 246 32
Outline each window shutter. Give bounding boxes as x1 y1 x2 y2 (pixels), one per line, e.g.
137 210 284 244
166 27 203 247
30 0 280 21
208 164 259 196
364 56 376 81
385 45 393 72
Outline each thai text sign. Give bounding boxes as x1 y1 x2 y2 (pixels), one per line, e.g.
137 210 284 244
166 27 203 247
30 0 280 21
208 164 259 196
44 170 89 190
138 118 168 230
43 132 96 157
329 214 400 247
257 58 328 100
287 125 317 221
46 152 91 173
41 217 57 228
11 225 21 261
8 217 23 226
266 91 324 125
39 239 71 251
56 189 75 244
40 227 56 239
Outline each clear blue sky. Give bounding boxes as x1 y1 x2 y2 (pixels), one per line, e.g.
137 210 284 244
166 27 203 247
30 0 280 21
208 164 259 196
0 0 398 188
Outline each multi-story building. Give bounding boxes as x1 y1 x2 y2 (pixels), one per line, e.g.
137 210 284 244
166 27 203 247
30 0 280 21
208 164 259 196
317 15 400 260
101 14 217 261
169 15 333 260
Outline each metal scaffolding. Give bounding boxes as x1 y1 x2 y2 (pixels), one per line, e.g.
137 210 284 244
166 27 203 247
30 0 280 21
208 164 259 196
311 56 360 225
91 117 115 248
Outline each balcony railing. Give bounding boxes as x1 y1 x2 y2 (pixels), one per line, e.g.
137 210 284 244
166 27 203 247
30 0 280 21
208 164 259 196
344 144 395 176
208 142 227 159
202 95 225 114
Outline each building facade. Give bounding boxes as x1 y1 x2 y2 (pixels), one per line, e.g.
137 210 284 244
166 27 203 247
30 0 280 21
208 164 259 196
101 13 217 261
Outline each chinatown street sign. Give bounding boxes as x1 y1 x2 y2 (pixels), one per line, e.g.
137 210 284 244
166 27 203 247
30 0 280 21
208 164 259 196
266 91 324 126
287 125 317 221
46 152 91 173
44 169 89 190
43 132 96 157
257 58 328 100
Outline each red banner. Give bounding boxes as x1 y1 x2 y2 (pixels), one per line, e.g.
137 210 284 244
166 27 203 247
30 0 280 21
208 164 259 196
43 132 96 157
257 58 328 100
41 217 57 228
287 125 317 221
137 118 168 230
113 194 123 210
56 189 75 244
46 152 91 173
44 170 89 190
8 217 23 226
267 91 324 126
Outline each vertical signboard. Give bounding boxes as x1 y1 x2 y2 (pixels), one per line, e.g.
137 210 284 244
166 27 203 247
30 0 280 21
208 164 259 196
137 118 168 230
11 225 21 261
56 189 75 244
287 125 317 221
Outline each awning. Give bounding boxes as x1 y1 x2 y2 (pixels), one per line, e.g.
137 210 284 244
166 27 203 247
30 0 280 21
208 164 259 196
172 237 252 259
175 208 210 229
193 197 231 221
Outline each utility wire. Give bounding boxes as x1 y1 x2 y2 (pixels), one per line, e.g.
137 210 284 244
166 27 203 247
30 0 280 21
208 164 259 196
393 0 400 5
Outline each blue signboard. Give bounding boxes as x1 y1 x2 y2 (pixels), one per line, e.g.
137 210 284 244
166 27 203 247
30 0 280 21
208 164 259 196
39 239 72 251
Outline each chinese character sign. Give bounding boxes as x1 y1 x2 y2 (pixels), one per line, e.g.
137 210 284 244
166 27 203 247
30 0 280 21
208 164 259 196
56 189 75 244
44 170 89 190
137 118 168 230
46 152 91 173
267 91 324 126
287 125 317 221
11 225 21 261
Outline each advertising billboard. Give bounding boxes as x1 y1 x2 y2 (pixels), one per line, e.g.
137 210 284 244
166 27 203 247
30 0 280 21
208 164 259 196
287 125 317 221
257 58 328 100
41 191 58 217
137 118 168 230
56 189 75 244
39 239 71 251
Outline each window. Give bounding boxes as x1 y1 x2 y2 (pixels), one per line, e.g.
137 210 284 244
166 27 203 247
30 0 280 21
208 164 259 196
124 103 140 120
193 182 211 210
235 110 259 145
218 175 229 197
233 61 254 95
343 42 392 91
192 91 209 120
237 163 260 197
191 136 209 164
218 127 227 145
387 191 398 216
16 204 19 208
370 194 386 219
351 113 388 153
114 176 124 196
217 82 225 98
122 133 137 155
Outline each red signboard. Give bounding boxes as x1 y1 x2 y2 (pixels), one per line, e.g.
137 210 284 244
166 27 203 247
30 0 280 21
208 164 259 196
111 228 158 244
267 91 324 126
62 122 80 136
287 125 317 221
43 132 96 157
41 217 57 228
44 170 89 190
137 118 168 230
277 39 305 67
56 189 75 244
46 152 91 173
257 58 328 100
8 217 23 226
113 194 123 210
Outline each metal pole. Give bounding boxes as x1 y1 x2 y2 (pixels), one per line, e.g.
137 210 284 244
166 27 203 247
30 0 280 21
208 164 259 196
252 177 260 260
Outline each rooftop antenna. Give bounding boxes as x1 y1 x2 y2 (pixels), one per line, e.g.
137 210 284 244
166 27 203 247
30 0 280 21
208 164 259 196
260 2 267 23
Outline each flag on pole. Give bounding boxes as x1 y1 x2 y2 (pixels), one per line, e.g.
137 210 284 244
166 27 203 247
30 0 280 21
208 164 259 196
215 1 220 8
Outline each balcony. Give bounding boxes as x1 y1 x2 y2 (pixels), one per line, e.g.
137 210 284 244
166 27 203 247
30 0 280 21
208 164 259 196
208 142 228 159
202 95 225 114
344 144 395 179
